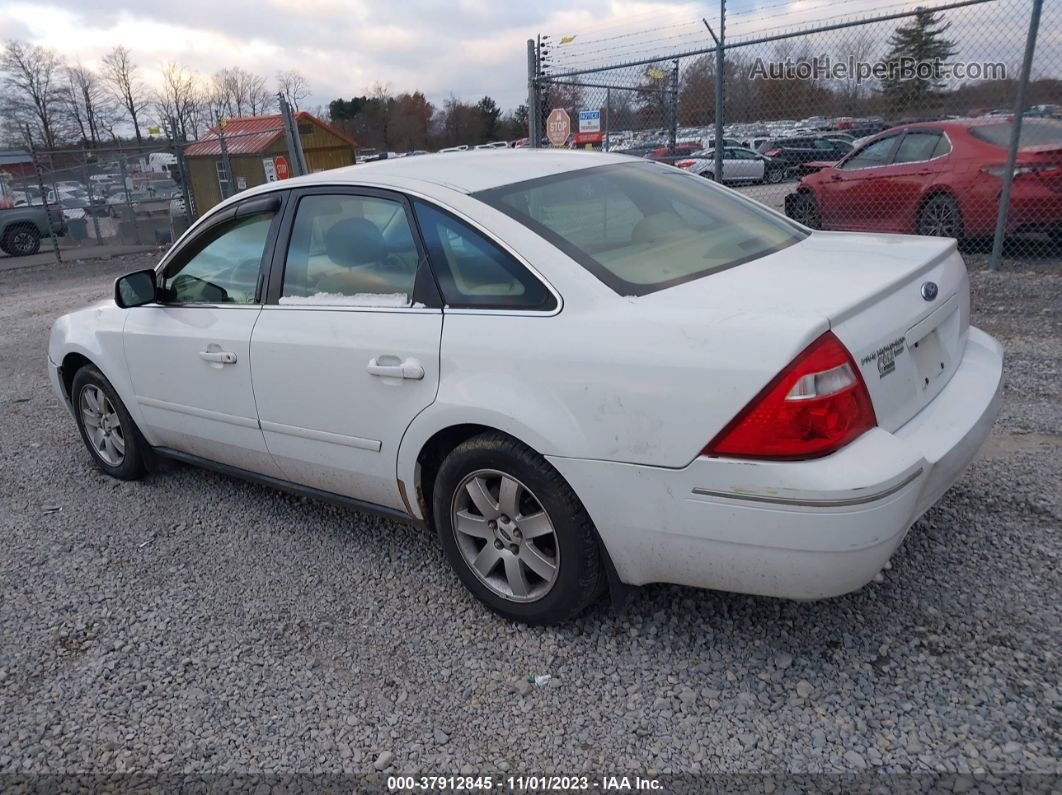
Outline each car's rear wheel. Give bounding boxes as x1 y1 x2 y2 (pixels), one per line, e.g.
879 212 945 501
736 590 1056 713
764 168 784 184
917 194 964 240
788 192 821 229
72 365 147 480
433 432 603 624
2 224 41 256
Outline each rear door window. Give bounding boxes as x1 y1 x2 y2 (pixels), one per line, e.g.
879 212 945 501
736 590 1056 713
894 132 944 163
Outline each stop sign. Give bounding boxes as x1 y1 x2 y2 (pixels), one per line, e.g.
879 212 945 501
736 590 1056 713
546 109 570 147
274 155 291 180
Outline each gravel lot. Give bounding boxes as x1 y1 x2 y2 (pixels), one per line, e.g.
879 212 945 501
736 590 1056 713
0 251 1059 782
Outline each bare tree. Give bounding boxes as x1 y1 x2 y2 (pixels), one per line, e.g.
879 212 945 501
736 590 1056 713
1 40 65 148
277 69 309 111
212 67 273 118
155 62 199 141
62 63 114 146
246 72 274 115
101 45 148 145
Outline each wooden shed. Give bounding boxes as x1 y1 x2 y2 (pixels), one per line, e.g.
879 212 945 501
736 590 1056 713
183 112 358 216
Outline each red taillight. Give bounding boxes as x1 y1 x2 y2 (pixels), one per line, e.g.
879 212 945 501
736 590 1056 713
764 148 782 157
704 331 877 460
675 160 695 169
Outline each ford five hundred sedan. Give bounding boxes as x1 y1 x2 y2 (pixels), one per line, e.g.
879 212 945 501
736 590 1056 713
48 150 1003 624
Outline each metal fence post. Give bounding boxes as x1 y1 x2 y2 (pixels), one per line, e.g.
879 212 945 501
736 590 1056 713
117 156 140 245
80 151 102 246
26 129 62 265
527 39 539 146
714 0 726 182
169 117 195 224
669 60 679 154
605 87 611 152
278 95 307 177
988 0 1043 272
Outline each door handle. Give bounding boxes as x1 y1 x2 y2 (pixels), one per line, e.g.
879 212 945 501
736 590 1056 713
199 350 237 364
367 356 424 380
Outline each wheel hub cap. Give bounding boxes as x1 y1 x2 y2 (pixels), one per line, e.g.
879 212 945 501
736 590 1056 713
451 469 559 603
79 385 125 467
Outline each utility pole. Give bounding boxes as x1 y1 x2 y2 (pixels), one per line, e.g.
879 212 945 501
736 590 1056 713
669 59 679 154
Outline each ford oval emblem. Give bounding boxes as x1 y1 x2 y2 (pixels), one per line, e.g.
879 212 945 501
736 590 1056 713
921 281 939 301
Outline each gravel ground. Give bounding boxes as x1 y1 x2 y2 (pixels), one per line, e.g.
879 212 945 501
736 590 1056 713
0 252 1059 783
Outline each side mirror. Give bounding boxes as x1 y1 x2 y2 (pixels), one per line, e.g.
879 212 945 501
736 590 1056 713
115 269 157 308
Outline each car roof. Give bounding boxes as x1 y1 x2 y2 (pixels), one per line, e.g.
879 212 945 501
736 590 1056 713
277 149 637 194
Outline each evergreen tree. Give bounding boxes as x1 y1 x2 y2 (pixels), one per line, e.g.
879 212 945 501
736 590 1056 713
880 8 958 116
476 96 501 141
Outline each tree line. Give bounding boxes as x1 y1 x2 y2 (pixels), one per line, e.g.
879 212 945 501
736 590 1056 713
328 87 529 152
0 39 312 150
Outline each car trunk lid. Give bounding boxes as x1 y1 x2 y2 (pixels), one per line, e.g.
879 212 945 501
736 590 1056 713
640 230 970 432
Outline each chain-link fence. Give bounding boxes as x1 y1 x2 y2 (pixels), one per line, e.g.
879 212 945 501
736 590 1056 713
1 97 310 264
529 0 1059 269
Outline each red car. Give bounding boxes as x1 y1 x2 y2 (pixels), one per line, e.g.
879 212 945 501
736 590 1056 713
785 118 1062 244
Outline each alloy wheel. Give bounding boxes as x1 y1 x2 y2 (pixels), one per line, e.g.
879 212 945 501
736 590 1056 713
10 230 36 255
79 385 126 466
920 198 960 238
451 469 560 603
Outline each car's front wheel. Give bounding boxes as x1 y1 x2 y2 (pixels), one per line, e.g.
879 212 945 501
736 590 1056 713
433 432 603 624
71 365 147 480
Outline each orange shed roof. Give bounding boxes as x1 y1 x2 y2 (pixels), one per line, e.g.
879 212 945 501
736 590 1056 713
184 112 358 157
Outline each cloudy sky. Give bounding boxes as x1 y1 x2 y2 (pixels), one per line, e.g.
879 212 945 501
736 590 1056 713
0 0 1051 114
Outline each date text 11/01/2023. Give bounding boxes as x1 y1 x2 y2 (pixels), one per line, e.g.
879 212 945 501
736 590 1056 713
387 774 662 791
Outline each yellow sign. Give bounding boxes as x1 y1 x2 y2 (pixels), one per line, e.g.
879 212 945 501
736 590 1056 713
147 127 161 135
647 69 665 79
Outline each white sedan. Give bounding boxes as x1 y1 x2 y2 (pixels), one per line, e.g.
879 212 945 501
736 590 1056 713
676 146 787 184
48 150 1003 624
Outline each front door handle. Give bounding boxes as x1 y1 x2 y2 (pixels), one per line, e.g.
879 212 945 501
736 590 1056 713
367 356 424 380
199 350 237 364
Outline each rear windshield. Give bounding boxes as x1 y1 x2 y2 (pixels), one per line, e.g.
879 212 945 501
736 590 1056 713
970 119 1062 148
474 162 806 296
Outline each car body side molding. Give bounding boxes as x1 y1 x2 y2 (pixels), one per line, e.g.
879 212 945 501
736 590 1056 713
153 447 419 526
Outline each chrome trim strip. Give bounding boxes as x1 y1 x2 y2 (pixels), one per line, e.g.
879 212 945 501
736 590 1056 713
260 420 382 452
691 467 924 508
137 396 260 429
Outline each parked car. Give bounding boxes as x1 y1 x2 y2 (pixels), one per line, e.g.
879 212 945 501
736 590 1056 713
646 143 704 162
0 203 65 255
675 147 787 184
49 150 1003 624
756 136 854 170
785 118 1062 243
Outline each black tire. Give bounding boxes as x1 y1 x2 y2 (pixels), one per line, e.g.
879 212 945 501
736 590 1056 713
917 193 964 241
788 192 821 229
764 168 784 184
2 224 41 256
71 365 147 480
433 432 604 624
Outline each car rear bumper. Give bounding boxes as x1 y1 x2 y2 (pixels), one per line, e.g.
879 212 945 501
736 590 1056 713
548 326 1003 599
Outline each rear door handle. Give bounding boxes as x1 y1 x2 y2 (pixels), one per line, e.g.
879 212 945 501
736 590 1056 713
199 350 237 364
367 356 424 380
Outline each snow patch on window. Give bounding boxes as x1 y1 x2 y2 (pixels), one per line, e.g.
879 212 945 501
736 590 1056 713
279 292 413 308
